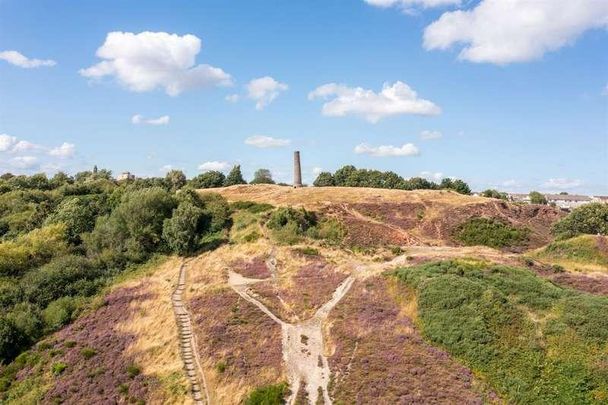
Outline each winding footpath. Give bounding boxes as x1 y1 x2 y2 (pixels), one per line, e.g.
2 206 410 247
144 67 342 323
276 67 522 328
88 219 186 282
228 269 355 405
172 260 211 405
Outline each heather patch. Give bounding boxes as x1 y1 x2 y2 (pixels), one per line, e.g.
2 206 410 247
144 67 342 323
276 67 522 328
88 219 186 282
328 277 486 403
231 257 272 279
188 288 283 402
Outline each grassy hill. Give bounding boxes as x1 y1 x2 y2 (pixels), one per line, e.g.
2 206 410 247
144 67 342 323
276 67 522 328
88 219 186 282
530 235 608 273
2 185 605 404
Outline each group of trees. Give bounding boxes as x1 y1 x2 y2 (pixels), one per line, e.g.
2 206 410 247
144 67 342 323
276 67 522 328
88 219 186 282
313 165 472 195
0 169 232 363
189 166 278 188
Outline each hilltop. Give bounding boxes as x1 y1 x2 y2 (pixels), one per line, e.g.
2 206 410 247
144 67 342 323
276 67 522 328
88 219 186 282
2 184 606 405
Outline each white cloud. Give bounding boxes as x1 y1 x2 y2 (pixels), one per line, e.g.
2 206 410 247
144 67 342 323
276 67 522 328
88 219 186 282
160 165 173 173
48 143 76 158
542 178 582 190
602 83 608 96
12 140 42 152
364 0 460 10
312 167 324 175
131 114 170 125
420 171 443 181
79 31 232 96
502 179 519 188
246 76 288 110
424 0 608 64
225 94 240 103
354 142 420 157
420 130 442 140
244 135 291 148
0 134 17 152
198 161 231 172
0 50 56 68
10 156 38 169
308 81 440 123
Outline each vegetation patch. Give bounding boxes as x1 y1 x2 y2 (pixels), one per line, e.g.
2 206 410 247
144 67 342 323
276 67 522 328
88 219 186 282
532 235 608 271
552 202 608 240
244 382 289 405
328 277 485 403
453 217 529 249
393 260 608 403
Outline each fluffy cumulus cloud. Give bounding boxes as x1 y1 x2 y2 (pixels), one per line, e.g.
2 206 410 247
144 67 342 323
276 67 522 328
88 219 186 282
246 76 288 110
0 134 77 173
198 161 231 172
308 81 440 123
0 50 56 68
312 167 324 175
131 114 170 126
424 0 608 64
0 134 17 152
420 130 442 140
542 178 583 190
79 31 232 96
48 143 76 158
354 142 420 157
244 135 291 148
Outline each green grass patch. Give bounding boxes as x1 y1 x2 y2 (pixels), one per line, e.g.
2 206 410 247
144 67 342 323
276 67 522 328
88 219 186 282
230 201 274 214
51 362 67 376
79 347 97 359
244 382 289 405
533 235 608 268
293 247 320 256
393 260 608 403
126 364 141 378
454 217 529 249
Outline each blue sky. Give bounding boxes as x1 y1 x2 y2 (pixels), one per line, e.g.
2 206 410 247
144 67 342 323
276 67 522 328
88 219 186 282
0 0 607 194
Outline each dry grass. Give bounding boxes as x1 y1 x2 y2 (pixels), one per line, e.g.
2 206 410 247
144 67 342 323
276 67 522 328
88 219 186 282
114 257 193 404
210 184 486 209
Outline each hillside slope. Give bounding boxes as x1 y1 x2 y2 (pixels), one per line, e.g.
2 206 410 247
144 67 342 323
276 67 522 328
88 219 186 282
213 185 563 250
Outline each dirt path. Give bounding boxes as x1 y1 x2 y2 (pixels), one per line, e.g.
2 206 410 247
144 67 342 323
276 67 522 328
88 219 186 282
172 260 211 405
228 269 354 405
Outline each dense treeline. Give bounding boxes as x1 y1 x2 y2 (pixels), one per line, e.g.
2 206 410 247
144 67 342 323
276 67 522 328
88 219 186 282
0 168 231 364
313 165 471 194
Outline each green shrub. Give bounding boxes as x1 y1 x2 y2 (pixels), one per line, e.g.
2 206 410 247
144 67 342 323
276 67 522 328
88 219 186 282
293 247 319 256
244 382 289 405
553 203 608 239
0 317 28 363
215 361 226 373
21 255 102 307
80 347 97 359
42 296 84 332
529 191 548 205
394 260 608 403
231 201 274 214
266 207 317 245
126 364 141 378
454 217 529 249
308 218 346 245
51 362 67 376
189 171 226 189
0 224 69 276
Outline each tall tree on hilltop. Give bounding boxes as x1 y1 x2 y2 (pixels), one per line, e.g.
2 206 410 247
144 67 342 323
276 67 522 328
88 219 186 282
224 165 247 186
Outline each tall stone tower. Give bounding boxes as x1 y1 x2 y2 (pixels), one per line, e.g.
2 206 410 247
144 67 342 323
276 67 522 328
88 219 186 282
293 151 303 188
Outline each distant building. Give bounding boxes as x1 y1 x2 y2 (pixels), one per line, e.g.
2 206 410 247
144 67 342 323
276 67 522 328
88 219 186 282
508 193 530 204
544 194 592 210
592 196 608 204
116 172 135 181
